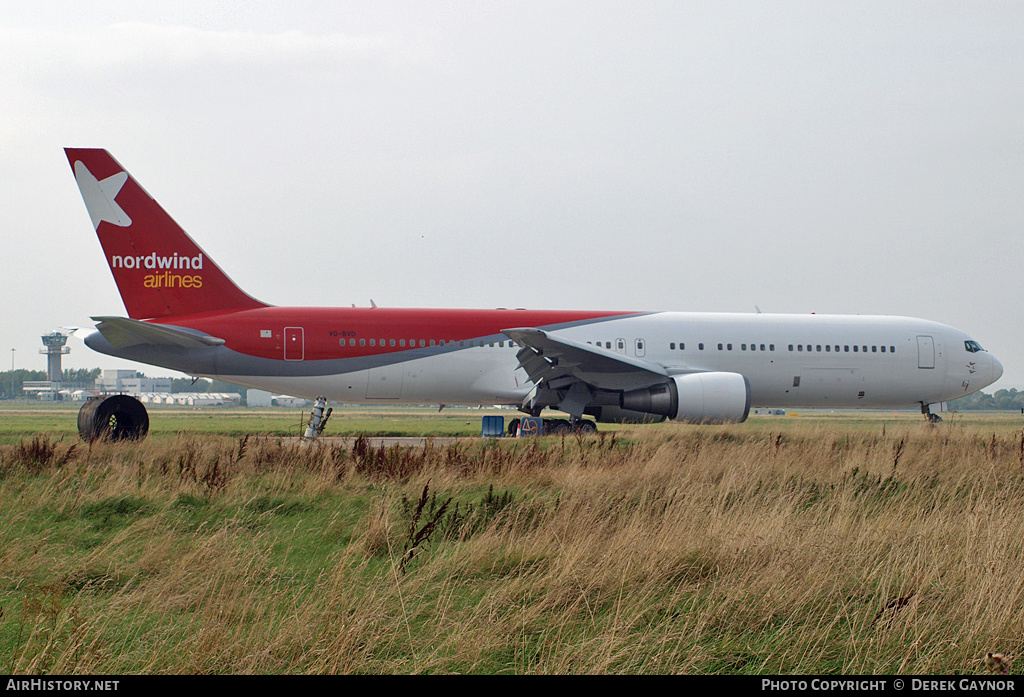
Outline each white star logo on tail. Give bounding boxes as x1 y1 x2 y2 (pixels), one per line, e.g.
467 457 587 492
73 160 132 229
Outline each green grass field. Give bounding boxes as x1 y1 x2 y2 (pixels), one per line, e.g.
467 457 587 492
2 401 1016 442
1 405 1023 674
0 402 537 442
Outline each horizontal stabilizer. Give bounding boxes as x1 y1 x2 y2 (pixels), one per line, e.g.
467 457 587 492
91 316 226 349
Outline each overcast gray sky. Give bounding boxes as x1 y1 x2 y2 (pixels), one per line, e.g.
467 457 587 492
2 1 1022 391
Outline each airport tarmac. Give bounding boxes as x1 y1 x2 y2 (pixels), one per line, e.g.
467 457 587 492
285 435 469 448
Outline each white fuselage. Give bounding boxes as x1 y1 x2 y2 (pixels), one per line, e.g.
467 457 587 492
216 312 1002 410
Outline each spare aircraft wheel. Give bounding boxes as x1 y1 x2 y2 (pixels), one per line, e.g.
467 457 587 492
78 395 150 442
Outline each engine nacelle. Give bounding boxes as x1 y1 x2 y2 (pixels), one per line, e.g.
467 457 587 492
620 372 751 423
584 405 667 424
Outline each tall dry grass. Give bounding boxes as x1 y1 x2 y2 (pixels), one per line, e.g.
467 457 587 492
1 417 1023 673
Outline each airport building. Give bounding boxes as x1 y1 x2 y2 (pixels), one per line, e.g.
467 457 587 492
137 392 242 406
94 369 172 395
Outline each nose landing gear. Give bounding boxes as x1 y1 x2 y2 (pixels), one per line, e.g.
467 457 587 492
921 402 944 424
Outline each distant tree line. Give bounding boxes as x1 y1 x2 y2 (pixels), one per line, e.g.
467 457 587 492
64 368 103 384
0 368 243 399
948 388 1024 412
0 368 102 398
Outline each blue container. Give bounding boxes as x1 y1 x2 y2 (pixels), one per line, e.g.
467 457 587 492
481 415 505 437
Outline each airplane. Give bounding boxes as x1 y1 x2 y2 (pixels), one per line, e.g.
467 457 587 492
65 148 1004 440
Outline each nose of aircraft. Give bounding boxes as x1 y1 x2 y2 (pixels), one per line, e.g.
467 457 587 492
990 354 1004 385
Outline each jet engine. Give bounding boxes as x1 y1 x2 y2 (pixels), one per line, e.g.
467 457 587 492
619 372 751 423
584 405 667 424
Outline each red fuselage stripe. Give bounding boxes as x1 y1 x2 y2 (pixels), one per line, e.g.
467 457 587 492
158 307 640 361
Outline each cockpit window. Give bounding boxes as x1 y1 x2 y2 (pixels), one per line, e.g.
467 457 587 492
964 340 985 353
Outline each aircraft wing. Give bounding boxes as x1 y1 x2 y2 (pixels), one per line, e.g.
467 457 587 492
91 316 226 349
503 327 669 392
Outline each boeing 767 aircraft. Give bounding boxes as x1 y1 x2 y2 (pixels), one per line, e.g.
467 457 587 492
65 148 1003 440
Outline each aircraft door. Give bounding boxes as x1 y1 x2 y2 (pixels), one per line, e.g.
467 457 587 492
917 335 935 369
615 338 626 354
635 338 646 357
285 327 304 361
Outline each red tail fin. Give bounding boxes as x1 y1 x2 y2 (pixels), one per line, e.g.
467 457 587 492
65 148 267 319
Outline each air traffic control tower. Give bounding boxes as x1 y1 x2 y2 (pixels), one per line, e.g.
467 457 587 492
40 330 71 382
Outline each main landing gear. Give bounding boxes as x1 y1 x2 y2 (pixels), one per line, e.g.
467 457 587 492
78 394 150 441
506 416 598 436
